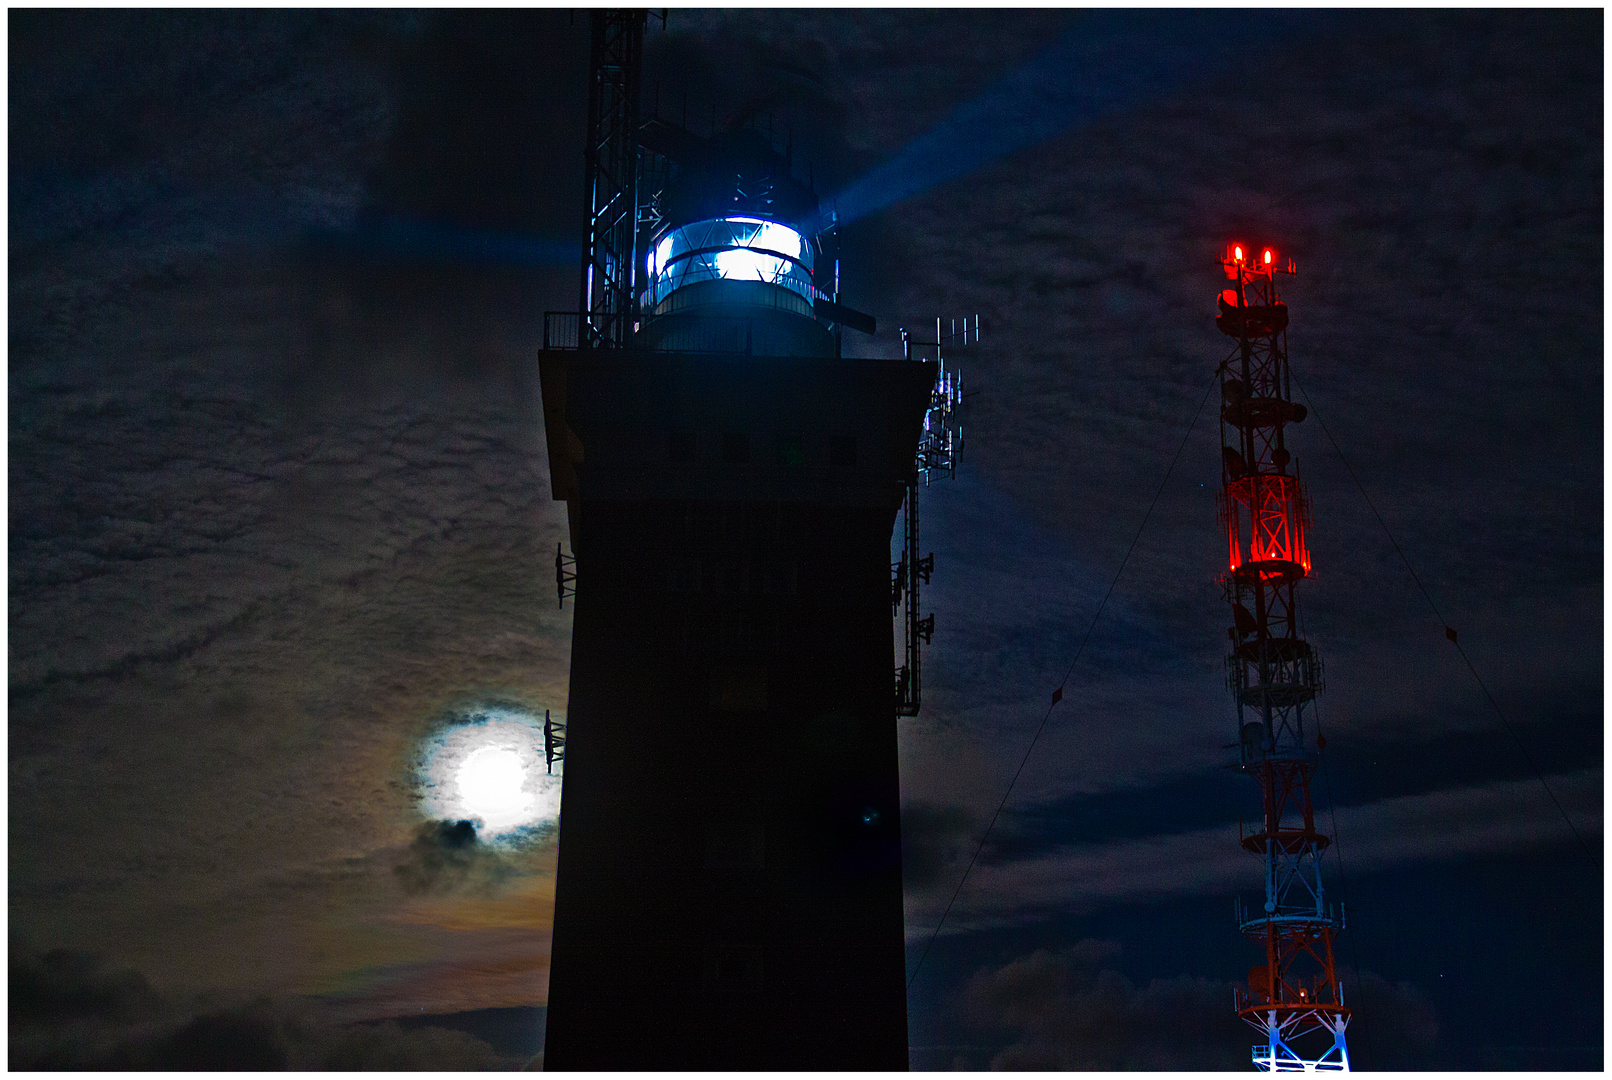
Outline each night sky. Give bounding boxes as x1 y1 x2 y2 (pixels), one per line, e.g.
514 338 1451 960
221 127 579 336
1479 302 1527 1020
9 8 1601 1071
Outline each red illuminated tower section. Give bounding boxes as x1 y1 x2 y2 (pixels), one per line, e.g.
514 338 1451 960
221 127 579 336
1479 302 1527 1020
1214 244 1350 1071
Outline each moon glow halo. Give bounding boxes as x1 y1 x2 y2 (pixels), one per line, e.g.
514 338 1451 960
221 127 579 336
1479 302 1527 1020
419 708 561 838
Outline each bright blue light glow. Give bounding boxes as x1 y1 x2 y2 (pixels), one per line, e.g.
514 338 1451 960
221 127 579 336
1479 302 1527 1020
645 217 814 308
732 218 803 259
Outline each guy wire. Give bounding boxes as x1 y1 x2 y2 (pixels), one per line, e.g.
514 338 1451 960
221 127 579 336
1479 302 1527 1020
905 369 1219 990
1289 362 1594 864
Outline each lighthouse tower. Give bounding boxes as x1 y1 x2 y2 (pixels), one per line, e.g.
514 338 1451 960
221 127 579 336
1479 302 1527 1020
537 13 940 1069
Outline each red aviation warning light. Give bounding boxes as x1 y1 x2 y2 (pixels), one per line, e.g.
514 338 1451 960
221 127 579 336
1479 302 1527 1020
1222 243 1297 277
1209 242 1351 1072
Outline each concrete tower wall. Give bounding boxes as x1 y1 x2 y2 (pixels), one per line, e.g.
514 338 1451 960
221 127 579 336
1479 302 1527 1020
540 346 935 1069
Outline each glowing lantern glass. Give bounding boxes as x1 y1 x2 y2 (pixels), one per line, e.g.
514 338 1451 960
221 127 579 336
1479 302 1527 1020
645 217 815 309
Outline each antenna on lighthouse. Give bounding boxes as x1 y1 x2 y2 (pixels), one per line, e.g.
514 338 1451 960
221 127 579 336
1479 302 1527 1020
892 313 975 716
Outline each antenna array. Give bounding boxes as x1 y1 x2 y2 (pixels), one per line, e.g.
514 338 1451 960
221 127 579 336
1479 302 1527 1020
893 314 977 715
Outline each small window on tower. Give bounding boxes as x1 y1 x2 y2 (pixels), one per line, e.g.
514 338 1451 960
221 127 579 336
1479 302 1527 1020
668 430 696 462
829 434 857 467
722 432 750 464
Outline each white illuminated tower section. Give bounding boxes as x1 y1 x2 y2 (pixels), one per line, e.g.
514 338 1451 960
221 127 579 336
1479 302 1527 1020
1212 244 1350 1072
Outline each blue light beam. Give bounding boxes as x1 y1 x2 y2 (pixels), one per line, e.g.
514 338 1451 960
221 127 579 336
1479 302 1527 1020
311 215 582 267
828 10 1335 227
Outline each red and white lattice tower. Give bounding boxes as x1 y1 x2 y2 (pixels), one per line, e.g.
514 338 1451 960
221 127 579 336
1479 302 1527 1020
1213 244 1350 1072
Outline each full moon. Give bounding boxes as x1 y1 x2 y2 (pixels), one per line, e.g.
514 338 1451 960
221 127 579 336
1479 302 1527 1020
458 746 532 828
418 707 562 838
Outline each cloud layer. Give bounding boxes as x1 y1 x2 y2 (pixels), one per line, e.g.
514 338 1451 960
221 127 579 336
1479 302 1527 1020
941 940 1438 1070
8 942 519 1070
9 9 1599 1063
910 769 1601 938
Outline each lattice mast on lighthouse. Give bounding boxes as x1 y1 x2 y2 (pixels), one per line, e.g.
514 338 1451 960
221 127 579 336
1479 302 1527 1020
1213 244 1351 1072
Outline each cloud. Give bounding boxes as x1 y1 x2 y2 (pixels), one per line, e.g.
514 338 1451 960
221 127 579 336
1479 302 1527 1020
9 147 574 1010
394 819 521 897
869 6 1601 804
955 940 1437 1070
901 801 978 890
9 942 166 1028
322 943 552 1026
913 770 1601 935
8 942 515 1070
648 10 1073 196
8 7 1599 1062
1330 967 1441 1072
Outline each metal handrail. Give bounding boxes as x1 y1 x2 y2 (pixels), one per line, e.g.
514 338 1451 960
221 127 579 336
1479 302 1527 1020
544 311 581 350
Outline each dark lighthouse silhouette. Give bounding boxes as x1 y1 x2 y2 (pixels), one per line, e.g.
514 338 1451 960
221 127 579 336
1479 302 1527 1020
538 12 961 1070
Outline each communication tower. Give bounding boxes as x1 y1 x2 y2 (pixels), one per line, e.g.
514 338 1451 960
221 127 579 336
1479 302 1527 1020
538 11 963 1069
1212 243 1351 1071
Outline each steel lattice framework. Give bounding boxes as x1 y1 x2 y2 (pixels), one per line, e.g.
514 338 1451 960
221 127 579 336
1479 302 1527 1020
1213 244 1351 1072
578 10 645 350
893 316 970 716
